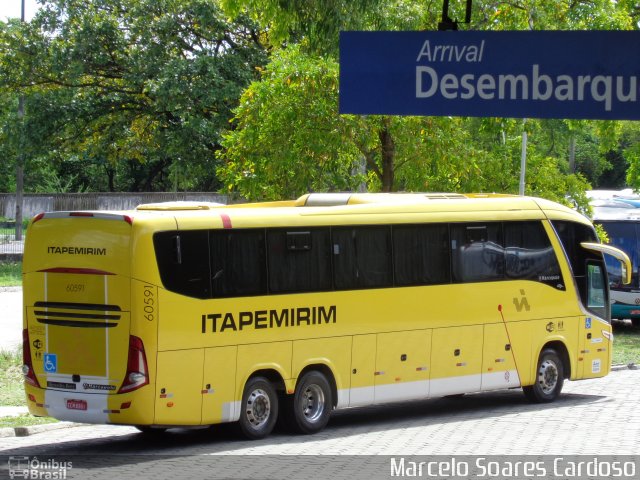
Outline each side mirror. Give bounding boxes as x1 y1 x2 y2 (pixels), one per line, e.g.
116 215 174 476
581 242 632 285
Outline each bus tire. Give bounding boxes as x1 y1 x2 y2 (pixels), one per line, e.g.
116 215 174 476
238 376 278 440
289 371 333 434
631 318 640 328
523 348 564 403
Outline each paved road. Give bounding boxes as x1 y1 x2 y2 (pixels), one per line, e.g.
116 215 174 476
0 369 638 479
0 288 21 352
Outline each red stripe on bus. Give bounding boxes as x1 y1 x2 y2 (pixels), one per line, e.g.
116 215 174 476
220 213 232 229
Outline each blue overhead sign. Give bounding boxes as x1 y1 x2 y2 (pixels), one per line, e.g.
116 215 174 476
339 31 640 120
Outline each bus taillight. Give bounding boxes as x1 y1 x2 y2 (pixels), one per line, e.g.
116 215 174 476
118 335 149 393
22 329 40 388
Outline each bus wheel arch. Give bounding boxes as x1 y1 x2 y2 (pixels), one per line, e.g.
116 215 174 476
285 364 336 434
237 370 284 440
542 340 571 379
523 343 567 403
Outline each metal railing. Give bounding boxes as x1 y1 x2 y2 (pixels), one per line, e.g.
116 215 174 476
0 192 229 222
0 192 231 260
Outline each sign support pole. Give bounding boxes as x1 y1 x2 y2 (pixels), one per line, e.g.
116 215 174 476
519 119 527 196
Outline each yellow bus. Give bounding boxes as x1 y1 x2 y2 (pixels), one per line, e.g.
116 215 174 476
22 193 630 439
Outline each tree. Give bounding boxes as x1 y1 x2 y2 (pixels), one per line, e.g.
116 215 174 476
218 47 510 199
218 47 367 200
0 0 268 192
218 0 634 203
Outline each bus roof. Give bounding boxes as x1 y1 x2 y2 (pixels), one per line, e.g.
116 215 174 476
126 193 588 229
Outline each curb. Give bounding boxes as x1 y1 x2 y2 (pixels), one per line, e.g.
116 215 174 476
611 363 638 371
0 422 83 438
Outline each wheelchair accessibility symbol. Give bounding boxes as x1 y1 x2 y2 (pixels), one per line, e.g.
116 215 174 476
43 353 57 373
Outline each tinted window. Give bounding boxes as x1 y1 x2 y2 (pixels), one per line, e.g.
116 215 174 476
333 226 392 289
552 220 608 319
267 229 332 293
393 224 450 286
551 221 598 278
451 223 504 283
154 231 211 299
587 263 608 319
210 230 267 297
504 222 563 289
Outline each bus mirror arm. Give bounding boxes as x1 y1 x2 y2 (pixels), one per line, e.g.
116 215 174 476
580 242 632 285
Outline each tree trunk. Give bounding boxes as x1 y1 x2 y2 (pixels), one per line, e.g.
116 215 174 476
379 117 395 192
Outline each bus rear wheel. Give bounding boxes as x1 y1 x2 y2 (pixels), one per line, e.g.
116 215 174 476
238 376 278 440
523 348 564 403
287 371 333 434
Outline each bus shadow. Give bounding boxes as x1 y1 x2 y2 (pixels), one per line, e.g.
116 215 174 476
1 388 608 468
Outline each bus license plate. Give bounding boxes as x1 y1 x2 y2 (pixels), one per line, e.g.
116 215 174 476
66 399 87 411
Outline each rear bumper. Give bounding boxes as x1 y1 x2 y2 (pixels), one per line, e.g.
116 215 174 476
25 383 155 425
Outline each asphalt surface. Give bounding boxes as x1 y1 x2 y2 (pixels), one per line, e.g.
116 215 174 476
0 368 638 479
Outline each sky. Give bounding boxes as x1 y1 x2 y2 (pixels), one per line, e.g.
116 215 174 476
0 0 41 22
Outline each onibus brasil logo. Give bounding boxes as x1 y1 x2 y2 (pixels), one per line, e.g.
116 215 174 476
8 456 72 479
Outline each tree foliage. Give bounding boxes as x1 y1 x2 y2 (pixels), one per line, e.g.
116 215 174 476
1 0 267 192
1 0 639 203
216 0 634 205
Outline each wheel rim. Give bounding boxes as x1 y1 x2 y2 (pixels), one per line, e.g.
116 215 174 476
538 358 559 394
299 383 325 423
245 388 271 429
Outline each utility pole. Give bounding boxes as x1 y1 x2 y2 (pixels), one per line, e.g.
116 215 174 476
519 119 527 196
15 0 25 241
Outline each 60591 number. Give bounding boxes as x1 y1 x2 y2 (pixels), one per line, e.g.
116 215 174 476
143 285 155 322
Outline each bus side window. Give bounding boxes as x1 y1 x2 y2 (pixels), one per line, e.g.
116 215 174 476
210 230 267 298
267 229 332 293
154 230 211 299
504 221 564 290
393 224 450 286
451 223 504 283
333 226 392 289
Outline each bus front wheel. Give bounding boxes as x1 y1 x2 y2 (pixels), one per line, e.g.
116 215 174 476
238 376 279 440
287 371 333 434
523 348 564 403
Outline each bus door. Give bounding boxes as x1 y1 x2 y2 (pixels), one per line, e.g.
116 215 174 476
578 243 631 378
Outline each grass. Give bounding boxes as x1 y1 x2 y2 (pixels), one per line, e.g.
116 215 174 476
612 320 640 365
0 261 22 286
0 348 59 428
0 348 25 407
0 414 58 429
